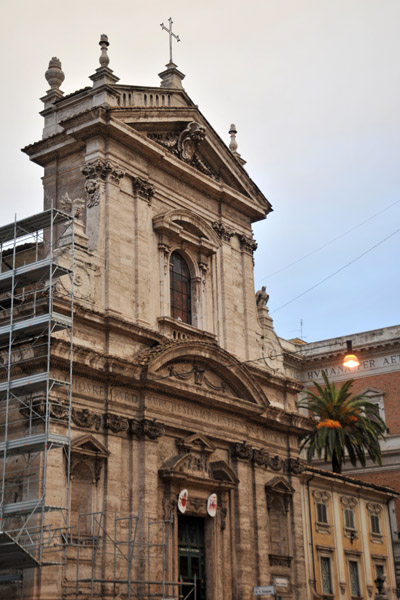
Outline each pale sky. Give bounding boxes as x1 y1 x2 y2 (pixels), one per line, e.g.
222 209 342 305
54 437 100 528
2 0 400 342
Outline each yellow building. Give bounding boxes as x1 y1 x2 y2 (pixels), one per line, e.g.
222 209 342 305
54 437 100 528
301 466 398 599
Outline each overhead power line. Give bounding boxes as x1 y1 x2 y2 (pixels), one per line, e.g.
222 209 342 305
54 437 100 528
256 198 400 283
270 227 400 314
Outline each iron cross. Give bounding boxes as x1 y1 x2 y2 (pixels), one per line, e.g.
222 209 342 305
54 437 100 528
160 17 181 64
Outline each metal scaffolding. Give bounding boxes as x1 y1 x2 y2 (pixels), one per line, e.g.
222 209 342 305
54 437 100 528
0 208 74 567
66 509 196 600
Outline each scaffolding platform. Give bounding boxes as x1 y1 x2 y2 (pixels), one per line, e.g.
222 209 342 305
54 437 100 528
0 207 74 567
0 531 40 569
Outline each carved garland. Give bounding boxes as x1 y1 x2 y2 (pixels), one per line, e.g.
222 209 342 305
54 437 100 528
230 441 305 474
19 403 164 440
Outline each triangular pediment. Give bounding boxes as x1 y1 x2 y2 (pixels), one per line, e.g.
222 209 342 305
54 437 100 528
265 476 294 495
177 433 216 455
118 110 271 214
71 434 109 458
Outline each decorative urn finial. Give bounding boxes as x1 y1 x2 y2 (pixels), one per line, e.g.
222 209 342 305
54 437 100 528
45 57 65 91
228 123 247 165
229 124 238 153
99 34 110 68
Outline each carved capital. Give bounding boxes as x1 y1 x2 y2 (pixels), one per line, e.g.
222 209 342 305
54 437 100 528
81 159 125 208
132 176 154 204
81 158 125 183
231 441 253 461
72 408 101 430
284 457 306 474
131 418 165 440
212 221 235 242
252 448 269 467
240 234 258 254
103 412 130 433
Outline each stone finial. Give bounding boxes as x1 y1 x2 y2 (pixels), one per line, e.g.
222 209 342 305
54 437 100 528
45 57 65 92
99 34 110 68
228 123 247 166
229 124 238 153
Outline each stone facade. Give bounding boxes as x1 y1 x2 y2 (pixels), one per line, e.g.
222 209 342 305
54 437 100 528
4 37 314 600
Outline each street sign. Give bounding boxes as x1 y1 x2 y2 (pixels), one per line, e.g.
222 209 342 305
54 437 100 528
253 585 275 596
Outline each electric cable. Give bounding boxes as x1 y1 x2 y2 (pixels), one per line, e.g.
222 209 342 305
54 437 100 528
255 198 400 283
270 227 400 315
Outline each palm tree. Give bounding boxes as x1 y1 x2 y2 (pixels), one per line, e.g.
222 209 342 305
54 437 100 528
297 371 386 473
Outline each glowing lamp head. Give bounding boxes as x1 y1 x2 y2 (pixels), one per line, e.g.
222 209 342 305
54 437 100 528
343 340 360 369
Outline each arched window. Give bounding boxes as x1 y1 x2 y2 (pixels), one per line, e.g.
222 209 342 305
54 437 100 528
170 252 191 324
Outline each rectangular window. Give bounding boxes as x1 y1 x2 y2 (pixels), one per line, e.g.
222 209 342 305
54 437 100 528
317 502 328 524
349 561 361 597
320 556 332 594
344 508 355 530
371 514 381 534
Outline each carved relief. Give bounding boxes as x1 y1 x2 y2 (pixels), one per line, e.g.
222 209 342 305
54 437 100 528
131 418 165 440
132 176 154 204
284 457 306 474
147 123 220 181
81 159 125 208
367 502 382 515
231 441 253 461
167 362 236 396
103 412 130 433
252 448 269 467
178 122 205 160
84 179 101 208
72 408 101 430
313 490 330 503
212 221 235 242
341 496 357 509
60 192 85 219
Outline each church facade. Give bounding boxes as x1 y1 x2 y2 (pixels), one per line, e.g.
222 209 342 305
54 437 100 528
3 35 314 600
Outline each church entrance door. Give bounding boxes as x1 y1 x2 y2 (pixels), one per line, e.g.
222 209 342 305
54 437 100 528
178 515 206 599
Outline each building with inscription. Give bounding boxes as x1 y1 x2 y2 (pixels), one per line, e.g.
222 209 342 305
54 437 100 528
0 35 316 600
301 466 398 599
298 325 400 595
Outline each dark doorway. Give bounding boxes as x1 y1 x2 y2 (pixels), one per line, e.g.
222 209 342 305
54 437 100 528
178 515 206 600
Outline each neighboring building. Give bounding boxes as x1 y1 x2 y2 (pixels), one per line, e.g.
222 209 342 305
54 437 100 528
301 466 398 600
0 36 314 600
298 325 400 595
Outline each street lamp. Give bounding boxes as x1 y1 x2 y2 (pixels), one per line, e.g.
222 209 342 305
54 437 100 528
343 340 360 369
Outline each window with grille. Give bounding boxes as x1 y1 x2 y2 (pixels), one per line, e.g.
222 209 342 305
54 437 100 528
371 514 381 534
320 556 332 594
349 561 361 597
317 502 328 524
170 252 191 324
344 508 355 530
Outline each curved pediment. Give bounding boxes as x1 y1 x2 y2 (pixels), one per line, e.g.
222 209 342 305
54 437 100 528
153 208 221 255
138 340 269 407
